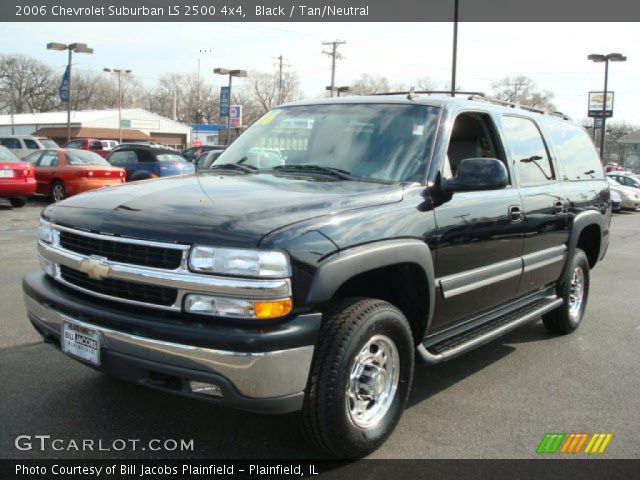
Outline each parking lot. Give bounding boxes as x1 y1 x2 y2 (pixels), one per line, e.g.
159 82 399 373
1 199 639 459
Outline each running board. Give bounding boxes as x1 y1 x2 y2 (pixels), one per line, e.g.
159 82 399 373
417 296 563 365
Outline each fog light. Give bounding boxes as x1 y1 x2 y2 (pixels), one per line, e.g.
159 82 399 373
188 381 222 397
253 299 293 318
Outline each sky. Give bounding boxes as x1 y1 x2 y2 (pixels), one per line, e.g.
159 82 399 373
1 22 639 125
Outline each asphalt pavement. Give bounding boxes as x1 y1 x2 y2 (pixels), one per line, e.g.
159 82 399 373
1 198 639 459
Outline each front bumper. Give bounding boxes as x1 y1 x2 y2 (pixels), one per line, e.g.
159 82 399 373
23 271 320 414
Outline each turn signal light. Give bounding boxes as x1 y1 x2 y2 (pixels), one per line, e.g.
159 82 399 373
253 299 293 319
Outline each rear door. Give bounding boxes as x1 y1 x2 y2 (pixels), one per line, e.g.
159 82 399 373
499 115 570 294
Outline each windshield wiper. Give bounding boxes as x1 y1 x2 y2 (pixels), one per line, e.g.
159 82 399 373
272 164 355 180
208 163 258 174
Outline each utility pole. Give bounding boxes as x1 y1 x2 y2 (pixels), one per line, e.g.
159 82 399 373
276 55 284 104
451 0 458 96
104 68 132 143
322 40 345 97
506 82 526 103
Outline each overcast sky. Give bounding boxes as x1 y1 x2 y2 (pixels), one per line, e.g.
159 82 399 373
2 22 639 124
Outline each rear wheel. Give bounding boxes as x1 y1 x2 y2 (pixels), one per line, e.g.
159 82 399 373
9 197 27 208
51 181 66 202
302 298 414 458
543 249 590 334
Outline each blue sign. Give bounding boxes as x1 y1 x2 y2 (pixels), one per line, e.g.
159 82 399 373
59 65 70 102
220 86 230 117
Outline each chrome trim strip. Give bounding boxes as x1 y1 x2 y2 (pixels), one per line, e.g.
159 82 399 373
522 245 567 273
25 294 313 399
53 224 191 251
39 241 292 306
418 296 563 364
438 258 523 299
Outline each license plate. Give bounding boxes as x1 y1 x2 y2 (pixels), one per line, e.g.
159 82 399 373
62 322 101 365
0 170 14 178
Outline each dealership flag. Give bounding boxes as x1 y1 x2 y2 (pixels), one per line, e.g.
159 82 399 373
59 66 70 102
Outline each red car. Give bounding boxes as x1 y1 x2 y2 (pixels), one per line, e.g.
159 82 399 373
0 145 36 207
25 149 126 202
63 138 111 158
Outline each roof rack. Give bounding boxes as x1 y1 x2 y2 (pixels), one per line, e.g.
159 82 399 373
373 90 486 98
467 95 571 120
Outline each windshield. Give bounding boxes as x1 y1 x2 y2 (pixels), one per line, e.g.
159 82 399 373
0 145 21 162
214 104 440 182
39 139 59 149
66 150 110 166
157 153 186 163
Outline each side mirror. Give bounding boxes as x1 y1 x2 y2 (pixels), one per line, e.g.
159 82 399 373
443 158 508 192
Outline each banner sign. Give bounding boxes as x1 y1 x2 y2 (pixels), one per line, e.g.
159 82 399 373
220 86 230 117
58 65 70 102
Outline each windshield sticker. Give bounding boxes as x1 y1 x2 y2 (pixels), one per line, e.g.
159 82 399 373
413 124 425 136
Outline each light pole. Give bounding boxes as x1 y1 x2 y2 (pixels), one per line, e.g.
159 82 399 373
588 52 626 161
214 68 247 146
47 42 93 144
451 0 459 96
103 68 132 143
325 86 350 97
2 58 16 134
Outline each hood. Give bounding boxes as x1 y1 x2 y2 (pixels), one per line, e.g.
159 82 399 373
44 172 404 247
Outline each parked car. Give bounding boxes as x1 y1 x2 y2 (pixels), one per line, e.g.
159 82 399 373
100 140 119 151
604 162 623 173
194 150 224 171
182 145 225 162
0 145 36 207
25 93 610 458
607 177 640 210
0 135 59 159
607 171 640 189
63 138 110 158
106 144 195 181
610 190 622 212
24 149 126 202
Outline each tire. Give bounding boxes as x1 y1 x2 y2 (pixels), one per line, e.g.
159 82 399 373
9 197 27 208
50 181 66 202
542 249 590 334
302 298 414 458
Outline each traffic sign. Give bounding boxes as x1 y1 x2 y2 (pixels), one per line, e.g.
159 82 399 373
220 86 230 117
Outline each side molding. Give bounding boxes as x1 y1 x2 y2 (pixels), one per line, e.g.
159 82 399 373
306 239 436 324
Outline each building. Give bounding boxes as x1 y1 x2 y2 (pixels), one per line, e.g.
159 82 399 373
0 108 191 149
189 123 226 146
617 131 640 173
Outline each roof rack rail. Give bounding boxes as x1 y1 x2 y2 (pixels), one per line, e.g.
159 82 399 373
467 95 571 120
373 90 486 98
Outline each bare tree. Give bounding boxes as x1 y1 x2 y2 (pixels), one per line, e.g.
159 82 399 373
0 54 59 113
491 75 556 110
349 74 391 95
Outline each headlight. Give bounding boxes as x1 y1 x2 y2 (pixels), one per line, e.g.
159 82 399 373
38 218 53 243
188 246 291 278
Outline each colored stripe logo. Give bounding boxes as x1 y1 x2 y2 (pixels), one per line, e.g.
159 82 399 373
537 433 613 454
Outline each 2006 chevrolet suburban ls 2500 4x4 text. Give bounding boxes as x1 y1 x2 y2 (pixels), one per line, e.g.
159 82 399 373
24 92 610 457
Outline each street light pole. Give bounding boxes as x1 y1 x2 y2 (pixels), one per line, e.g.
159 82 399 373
104 68 132 143
451 0 459 96
47 42 93 144
588 52 627 162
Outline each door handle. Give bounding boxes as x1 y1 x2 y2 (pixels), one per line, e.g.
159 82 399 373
554 201 565 214
508 205 523 223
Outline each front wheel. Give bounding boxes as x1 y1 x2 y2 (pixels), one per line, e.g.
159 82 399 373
302 298 414 458
543 249 590 334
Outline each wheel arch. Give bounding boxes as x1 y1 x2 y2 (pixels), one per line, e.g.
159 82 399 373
568 211 606 270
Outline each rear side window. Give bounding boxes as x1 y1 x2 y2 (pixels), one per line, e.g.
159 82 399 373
156 153 186 163
38 151 59 167
108 150 134 166
0 138 22 149
24 139 39 149
501 116 554 185
546 121 604 181
0 145 20 161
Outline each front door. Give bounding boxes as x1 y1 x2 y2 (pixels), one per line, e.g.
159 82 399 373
35 150 60 195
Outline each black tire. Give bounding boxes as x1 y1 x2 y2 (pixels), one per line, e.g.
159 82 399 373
9 197 27 208
50 181 66 202
542 249 590 334
302 298 414 458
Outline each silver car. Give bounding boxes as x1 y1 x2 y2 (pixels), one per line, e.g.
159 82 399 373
0 135 59 159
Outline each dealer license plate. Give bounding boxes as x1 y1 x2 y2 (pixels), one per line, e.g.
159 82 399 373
0 170 14 178
62 322 101 365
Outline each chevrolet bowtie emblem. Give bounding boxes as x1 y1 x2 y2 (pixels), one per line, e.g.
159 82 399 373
79 256 111 281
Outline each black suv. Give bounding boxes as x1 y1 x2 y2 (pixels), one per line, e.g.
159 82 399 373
24 93 610 458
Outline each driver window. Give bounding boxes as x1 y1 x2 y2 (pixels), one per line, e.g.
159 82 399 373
445 112 506 180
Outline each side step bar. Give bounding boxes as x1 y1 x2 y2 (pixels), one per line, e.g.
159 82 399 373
417 296 563 365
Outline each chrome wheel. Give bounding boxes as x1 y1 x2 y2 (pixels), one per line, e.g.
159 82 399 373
52 183 65 202
346 334 400 429
568 266 585 319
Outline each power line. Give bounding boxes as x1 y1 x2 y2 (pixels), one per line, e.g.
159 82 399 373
322 40 345 97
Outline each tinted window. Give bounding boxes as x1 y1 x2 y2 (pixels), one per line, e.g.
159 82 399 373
156 153 186 163
0 145 20 161
66 150 110 166
38 151 58 167
89 141 103 150
108 150 134 166
24 139 39 149
66 140 83 149
0 138 22 149
546 120 604 180
502 116 554 185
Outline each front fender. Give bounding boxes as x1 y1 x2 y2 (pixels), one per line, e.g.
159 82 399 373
305 239 436 325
